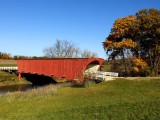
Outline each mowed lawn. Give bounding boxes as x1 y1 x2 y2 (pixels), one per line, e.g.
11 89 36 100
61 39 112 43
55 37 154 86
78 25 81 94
0 79 160 120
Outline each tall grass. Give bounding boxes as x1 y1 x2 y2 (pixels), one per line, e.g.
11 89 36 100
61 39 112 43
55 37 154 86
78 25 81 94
1 82 71 101
0 79 159 119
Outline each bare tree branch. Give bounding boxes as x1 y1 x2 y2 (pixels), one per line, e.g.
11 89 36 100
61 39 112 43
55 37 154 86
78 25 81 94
43 39 98 58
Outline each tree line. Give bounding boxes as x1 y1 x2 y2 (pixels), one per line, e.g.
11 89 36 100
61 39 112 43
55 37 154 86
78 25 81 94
0 52 42 59
0 52 11 59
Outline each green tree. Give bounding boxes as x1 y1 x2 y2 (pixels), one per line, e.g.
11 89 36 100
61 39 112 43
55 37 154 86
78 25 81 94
0 52 2 58
136 9 160 76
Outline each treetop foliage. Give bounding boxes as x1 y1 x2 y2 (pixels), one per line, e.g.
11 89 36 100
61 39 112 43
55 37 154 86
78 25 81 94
113 15 136 38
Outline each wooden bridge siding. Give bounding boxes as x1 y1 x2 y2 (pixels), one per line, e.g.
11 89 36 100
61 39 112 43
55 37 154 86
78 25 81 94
17 58 104 80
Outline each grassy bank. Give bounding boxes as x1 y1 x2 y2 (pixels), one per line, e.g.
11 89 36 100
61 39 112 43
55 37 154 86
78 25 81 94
0 71 29 86
0 79 159 119
0 59 29 86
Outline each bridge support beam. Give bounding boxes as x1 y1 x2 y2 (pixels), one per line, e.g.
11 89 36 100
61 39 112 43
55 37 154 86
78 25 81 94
18 73 21 80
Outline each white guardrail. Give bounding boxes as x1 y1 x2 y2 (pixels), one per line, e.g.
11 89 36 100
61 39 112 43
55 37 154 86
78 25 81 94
96 71 119 77
0 67 18 70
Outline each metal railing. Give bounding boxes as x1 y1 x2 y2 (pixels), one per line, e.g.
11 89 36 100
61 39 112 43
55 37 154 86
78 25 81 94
0 67 18 70
96 71 119 77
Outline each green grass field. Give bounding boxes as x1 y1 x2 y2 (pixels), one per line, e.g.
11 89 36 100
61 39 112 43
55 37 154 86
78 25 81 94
0 79 159 120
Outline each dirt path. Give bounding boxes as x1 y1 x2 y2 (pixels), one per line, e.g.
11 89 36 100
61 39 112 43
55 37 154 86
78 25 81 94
104 76 160 81
104 76 118 81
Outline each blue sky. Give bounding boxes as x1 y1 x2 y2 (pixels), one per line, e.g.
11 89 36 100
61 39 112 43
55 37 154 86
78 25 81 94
0 0 159 59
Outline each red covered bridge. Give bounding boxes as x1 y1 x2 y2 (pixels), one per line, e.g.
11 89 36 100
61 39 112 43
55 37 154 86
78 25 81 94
17 58 104 84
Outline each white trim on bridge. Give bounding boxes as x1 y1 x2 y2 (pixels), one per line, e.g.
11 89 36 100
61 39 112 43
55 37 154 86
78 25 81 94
0 67 18 70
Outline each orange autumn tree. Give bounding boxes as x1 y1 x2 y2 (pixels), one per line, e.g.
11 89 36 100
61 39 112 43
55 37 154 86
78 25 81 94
0 52 10 59
132 58 150 76
103 16 137 75
103 15 137 55
103 8 160 76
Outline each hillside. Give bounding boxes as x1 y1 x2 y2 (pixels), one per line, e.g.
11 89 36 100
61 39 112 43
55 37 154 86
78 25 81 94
0 59 17 67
